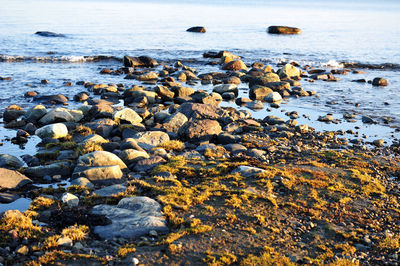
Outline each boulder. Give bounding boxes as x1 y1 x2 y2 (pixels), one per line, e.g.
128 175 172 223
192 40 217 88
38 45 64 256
3 105 25 122
120 138 146 152
178 119 222 141
222 60 247 71
76 151 127 170
70 177 94 189
62 193 79 207
249 86 273 101
372 77 388 86
38 108 82 125
172 86 194 98
0 168 32 189
94 184 127 197
137 71 159 81
24 162 72 178
162 112 188 133
73 165 123 185
25 104 47 122
213 84 238 96
119 149 150 165
265 91 283 102
248 73 280 87
90 197 168 239
0 154 24 169
131 131 170 151
267 26 302 34
245 100 264 110
35 123 68 139
232 165 267 177
277 64 300 78
35 31 66 37
176 102 227 121
114 108 143 124
123 56 158 68
186 26 206 33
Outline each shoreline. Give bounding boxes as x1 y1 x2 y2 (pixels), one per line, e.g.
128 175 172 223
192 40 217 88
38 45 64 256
0 51 400 265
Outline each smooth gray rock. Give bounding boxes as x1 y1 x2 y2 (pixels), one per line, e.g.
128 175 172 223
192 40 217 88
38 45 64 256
62 192 79 207
178 119 222 142
232 165 267 178
24 162 71 178
94 184 127 197
132 131 170 151
73 165 124 185
114 108 143 124
133 156 166 172
0 168 32 189
91 197 168 239
70 177 94 189
119 149 149 165
76 151 127 170
0 154 24 169
25 104 47 122
39 108 82 125
35 123 68 139
162 112 188 133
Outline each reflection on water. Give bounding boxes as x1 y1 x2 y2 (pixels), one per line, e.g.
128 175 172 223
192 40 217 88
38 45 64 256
0 197 32 214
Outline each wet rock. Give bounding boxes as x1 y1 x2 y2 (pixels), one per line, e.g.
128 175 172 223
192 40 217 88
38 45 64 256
114 108 143 124
0 154 24 169
25 104 47 122
172 86 194 98
24 91 38 97
372 139 384 147
137 71 159 81
265 91 282 102
133 156 166 172
235 97 252 106
362 116 376 124
372 77 388 86
79 134 108 147
74 92 89 102
224 143 247 154
94 184 127 197
232 165 266 177
35 123 68 139
24 162 71 178
213 84 238 96
249 86 273 101
248 73 281 87
224 76 241 85
246 100 264 110
186 26 206 33
62 192 79 207
123 56 158 68
318 114 334 122
131 131 170 151
162 112 188 133
0 76 12 81
39 108 82 125
90 197 168 240
178 119 222 142
222 60 247 71
35 31 66 37
264 115 285 125
0 192 20 203
0 168 32 189
89 103 114 119
267 26 302 34
3 105 25 122
278 64 301 78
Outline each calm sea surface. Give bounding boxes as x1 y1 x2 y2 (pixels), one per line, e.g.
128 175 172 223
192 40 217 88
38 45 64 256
0 0 400 150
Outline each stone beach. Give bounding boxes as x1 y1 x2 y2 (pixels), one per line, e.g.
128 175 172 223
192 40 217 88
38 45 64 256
0 48 399 265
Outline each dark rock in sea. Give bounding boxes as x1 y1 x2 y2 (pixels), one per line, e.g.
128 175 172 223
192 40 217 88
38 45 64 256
362 116 377 124
0 192 20 203
73 92 89 102
41 79 49 84
186 26 206 33
35 31 66 37
123 55 158 68
0 76 12 81
24 162 72 179
267 26 302 34
0 168 32 189
0 154 24 170
351 79 366 83
372 77 388 86
24 91 38 97
3 105 25 122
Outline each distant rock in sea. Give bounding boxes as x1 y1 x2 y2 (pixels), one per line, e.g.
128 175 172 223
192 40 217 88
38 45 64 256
186 26 206 33
267 26 302 35
35 31 66 37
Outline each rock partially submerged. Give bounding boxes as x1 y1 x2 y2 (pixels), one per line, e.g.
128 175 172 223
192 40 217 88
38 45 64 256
35 31 66 37
186 26 206 33
90 197 168 239
267 26 302 34
0 168 32 189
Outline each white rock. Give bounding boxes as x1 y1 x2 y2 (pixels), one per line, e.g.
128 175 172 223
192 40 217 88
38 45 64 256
62 192 79 207
35 123 68 139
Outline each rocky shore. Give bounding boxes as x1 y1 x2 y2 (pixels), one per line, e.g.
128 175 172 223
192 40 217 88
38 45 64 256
0 51 399 265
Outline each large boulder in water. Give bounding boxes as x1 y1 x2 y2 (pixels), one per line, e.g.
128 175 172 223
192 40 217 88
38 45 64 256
0 154 24 170
123 56 158 68
0 168 32 189
267 26 302 34
90 196 168 239
186 26 206 33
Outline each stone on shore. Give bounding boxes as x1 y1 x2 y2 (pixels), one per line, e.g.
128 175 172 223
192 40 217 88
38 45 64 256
278 64 301 78
119 149 150 165
178 119 222 141
267 26 302 34
265 91 283 102
114 108 143 124
232 165 267 177
90 197 168 240
94 184 127 197
123 56 158 68
73 165 123 185
35 123 68 139
222 60 247 71
186 26 206 33
76 151 127 170
24 162 72 179
62 192 79 207
249 86 273 101
0 154 24 169
25 104 47 122
0 168 32 189
131 131 170 151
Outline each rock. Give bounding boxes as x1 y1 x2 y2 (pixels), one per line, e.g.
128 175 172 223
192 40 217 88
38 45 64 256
0 192 20 203
0 154 24 169
155 85 175 99
362 116 376 124
246 100 264 110
35 31 65 37
176 102 228 121
74 92 89 102
222 60 247 71
372 77 388 86
212 84 238 96
123 56 158 68
39 108 82 125
114 108 143 124
172 86 194 98
162 112 188 133
62 193 79 207
119 149 150 165
0 168 32 189
76 151 127 170
267 26 302 34
91 197 168 239
25 104 47 122
94 184 127 197
3 105 25 122
265 91 282 102
178 119 222 141
24 162 71 178
232 165 267 177
249 86 273 101
73 165 123 185
57 236 73 247
89 103 114 119
137 71 159 81
133 156 166 172
278 64 300 78
372 139 384 147
49 94 69 104
264 81 291 92
35 123 68 139
186 26 206 33
264 115 285 125
131 131 170 151
248 73 281 87
16 245 29 255
120 138 146 152
224 144 247 154
25 91 38 97
70 177 94 189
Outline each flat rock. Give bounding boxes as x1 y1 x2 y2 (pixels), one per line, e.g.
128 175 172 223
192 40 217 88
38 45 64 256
90 196 168 239
35 31 66 37
94 184 128 197
119 149 149 165
24 162 71 178
267 26 302 34
0 154 24 169
232 165 267 177
0 168 32 189
73 165 123 185
186 26 206 33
